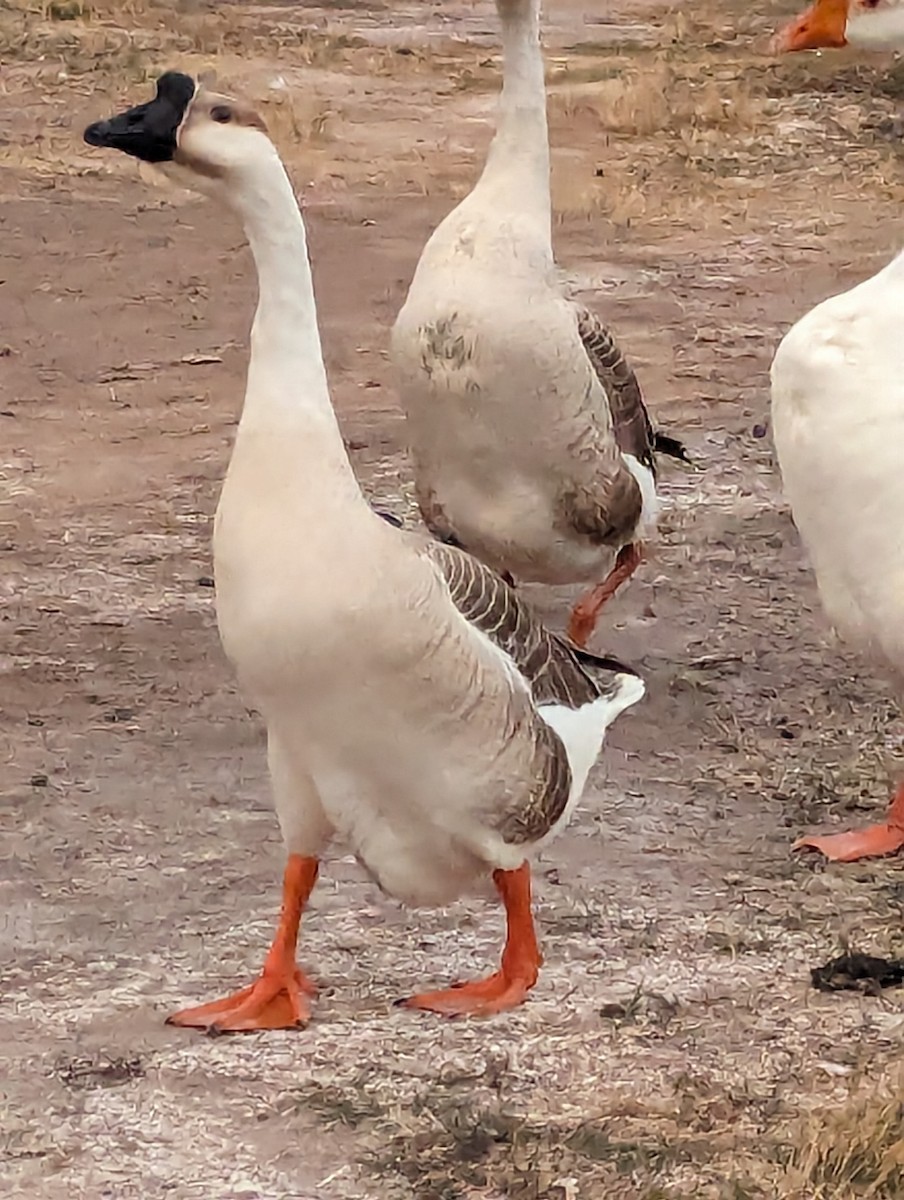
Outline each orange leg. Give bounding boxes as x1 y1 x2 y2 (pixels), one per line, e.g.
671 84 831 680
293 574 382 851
567 542 644 647
794 782 904 863
396 862 541 1018
166 854 319 1033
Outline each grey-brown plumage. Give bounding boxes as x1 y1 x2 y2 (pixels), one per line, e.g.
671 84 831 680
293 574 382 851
558 472 644 551
495 716 572 844
424 539 640 844
575 305 691 475
412 474 462 548
412 309 691 571
423 540 637 708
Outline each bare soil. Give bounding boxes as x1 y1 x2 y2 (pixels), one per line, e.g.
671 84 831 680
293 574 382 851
3 1 904 1197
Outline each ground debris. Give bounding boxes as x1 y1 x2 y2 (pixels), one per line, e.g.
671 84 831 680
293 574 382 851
53 1052 145 1090
811 952 904 996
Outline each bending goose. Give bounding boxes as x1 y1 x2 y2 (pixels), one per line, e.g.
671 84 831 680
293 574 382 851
772 2 904 861
391 0 689 649
773 0 904 51
83 72 646 1030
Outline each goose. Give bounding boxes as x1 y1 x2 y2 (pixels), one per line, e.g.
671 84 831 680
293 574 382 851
390 0 690 650
773 0 904 52
771 251 904 861
83 72 647 1030
772 1 904 861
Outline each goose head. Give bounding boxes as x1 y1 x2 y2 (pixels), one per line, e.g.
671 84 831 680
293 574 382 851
773 0 904 53
83 71 273 197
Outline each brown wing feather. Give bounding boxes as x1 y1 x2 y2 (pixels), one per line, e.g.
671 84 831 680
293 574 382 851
422 540 639 845
412 470 462 547
420 530 638 849
494 717 573 844
422 540 637 710
575 305 657 473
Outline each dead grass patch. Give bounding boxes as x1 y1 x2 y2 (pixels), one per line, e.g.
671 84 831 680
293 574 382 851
0 0 413 84
281 1073 774 1200
776 1077 904 1199
549 57 764 140
544 53 771 226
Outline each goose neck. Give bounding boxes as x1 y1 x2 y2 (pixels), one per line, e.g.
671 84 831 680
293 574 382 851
225 153 358 500
479 0 550 214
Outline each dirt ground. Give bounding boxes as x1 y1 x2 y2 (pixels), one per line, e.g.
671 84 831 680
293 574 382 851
4 1 904 1197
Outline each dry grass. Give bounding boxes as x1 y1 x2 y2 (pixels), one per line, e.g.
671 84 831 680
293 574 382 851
0 0 438 188
546 54 769 226
549 58 764 139
775 1077 904 1199
0 0 418 88
290 1072 768 1200
4 0 900 209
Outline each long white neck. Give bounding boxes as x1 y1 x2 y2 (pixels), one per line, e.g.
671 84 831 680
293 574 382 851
474 0 551 226
227 148 363 506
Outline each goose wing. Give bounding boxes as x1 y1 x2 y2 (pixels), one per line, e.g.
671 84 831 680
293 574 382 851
423 539 638 709
421 540 642 843
574 305 692 471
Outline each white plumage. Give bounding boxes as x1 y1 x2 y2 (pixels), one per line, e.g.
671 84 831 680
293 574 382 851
84 69 647 1029
771 249 904 678
537 675 647 841
771 247 904 862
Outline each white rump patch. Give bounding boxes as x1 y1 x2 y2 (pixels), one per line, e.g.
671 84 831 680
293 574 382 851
623 453 659 538
538 672 646 826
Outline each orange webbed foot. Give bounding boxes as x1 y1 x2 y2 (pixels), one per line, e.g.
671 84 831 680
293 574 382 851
166 854 320 1034
794 784 904 863
794 824 904 864
396 969 536 1019
166 967 316 1033
396 863 541 1020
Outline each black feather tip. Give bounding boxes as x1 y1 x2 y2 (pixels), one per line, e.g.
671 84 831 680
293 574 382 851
653 432 696 468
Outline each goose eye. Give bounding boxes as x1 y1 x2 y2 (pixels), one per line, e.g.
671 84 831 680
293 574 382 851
210 105 232 124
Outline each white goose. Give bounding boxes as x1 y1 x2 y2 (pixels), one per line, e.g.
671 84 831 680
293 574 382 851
391 0 689 649
773 0 904 51
83 72 646 1030
772 0 904 861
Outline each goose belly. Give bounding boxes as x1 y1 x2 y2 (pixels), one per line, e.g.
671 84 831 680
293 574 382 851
775 419 904 673
317 773 503 908
421 469 610 585
271 710 530 908
393 290 620 584
772 297 904 676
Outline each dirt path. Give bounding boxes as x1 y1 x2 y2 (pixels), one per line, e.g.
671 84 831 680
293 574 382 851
3 1 904 1197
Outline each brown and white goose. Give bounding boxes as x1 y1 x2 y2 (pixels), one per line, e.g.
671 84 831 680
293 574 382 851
391 0 689 649
83 73 646 1030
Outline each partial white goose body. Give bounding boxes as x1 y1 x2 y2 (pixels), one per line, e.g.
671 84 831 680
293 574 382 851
392 0 687 648
772 0 904 861
84 73 645 1030
771 249 904 861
